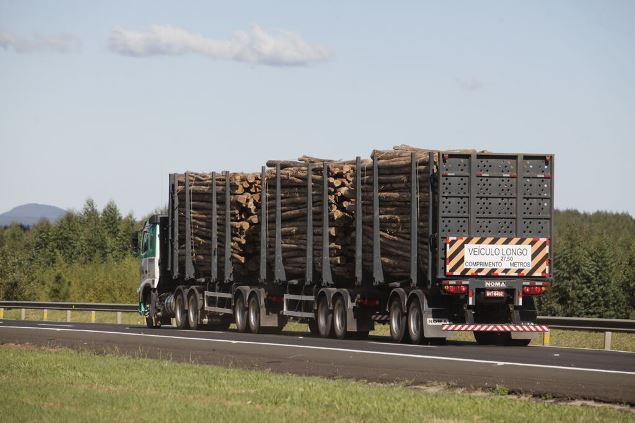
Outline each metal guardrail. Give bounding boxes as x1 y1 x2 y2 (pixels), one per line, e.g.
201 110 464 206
0 301 136 312
537 316 635 333
0 302 633 350
0 301 137 325
0 302 632 331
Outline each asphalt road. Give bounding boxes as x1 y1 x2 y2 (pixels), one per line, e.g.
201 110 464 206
1 319 633 404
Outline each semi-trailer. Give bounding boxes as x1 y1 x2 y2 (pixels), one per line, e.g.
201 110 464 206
135 147 553 345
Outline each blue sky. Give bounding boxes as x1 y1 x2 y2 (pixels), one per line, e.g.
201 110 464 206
1 1 634 217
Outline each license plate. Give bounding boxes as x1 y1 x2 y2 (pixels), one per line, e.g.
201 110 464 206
485 290 505 298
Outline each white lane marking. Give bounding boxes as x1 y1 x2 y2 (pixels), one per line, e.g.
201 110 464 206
368 341 435 348
37 323 73 328
1 325 634 376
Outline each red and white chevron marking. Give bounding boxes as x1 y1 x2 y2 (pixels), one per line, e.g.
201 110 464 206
441 324 549 332
371 314 389 322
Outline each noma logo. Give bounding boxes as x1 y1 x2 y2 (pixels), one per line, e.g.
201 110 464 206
485 281 506 288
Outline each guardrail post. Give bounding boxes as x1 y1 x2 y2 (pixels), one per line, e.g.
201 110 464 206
117 311 122 325
43 309 48 321
67 310 71 323
21 308 26 320
91 310 96 323
604 331 612 351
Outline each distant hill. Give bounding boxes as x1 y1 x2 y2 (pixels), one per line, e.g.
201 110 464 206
0 203 66 227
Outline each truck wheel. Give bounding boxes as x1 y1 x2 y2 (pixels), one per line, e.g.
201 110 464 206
407 299 424 345
144 291 159 329
248 295 261 334
174 293 189 329
389 297 408 343
234 295 248 333
187 293 200 330
332 296 347 340
317 296 333 338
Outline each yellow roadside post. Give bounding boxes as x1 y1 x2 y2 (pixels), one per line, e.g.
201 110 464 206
543 331 550 346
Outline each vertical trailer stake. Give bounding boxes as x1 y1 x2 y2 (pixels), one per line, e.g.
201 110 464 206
515 154 524 236
427 152 434 287
305 163 313 285
260 166 267 282
224 171 233 282
410 152 418 286
372 156 384 284
468 153 477 235
185 171 195 280
274 164 287 282
211 172 218 283
172 173 179 278
322 161 333 286
167 174 173 273
355 156 362 286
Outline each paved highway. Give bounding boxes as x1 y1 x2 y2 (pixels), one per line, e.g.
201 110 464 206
1 319 633 404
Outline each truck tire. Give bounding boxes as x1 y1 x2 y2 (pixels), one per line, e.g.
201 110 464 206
248 295 261 334
317 296 333 338
187 293 200 330
174 292 189 329
234 295 249 333
407 299 424 344
144 291 160 329
389 297 408 343
332 296 347 340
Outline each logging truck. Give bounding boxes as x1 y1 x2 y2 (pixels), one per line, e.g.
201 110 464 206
134 149 553 345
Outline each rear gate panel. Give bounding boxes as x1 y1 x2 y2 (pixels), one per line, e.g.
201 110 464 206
437 152 554 280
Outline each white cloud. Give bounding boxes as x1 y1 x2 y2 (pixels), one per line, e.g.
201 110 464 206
455 77 485 91
0 32 80 53
108 24 331 66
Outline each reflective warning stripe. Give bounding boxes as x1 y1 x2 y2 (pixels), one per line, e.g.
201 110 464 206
445 237 550 277
371 314 389 322
441 324 549 332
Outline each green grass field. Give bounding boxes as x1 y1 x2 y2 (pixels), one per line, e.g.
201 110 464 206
0 344 631 422
2 309 634 352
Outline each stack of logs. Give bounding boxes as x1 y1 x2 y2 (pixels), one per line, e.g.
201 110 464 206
176 172 261 280
264 157 356 282
360 145 437 281
175 145 438 284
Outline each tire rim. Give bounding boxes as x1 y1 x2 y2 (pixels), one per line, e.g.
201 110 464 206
235 297 244 329
175 296 183 324
334 300 345 335
409 304 421 339
318 299 327 334
390 302 402 337
188 296 197 327
249 298 258 329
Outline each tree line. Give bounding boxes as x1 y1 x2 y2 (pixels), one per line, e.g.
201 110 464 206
0 200 633 318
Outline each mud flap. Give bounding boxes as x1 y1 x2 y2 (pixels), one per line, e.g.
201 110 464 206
422 307 450 339
420 294 449 340
251 288 282 328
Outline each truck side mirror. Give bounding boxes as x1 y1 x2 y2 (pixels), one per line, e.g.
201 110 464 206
130 231 140 257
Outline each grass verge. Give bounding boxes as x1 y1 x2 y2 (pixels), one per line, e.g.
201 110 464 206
0 344 631 422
